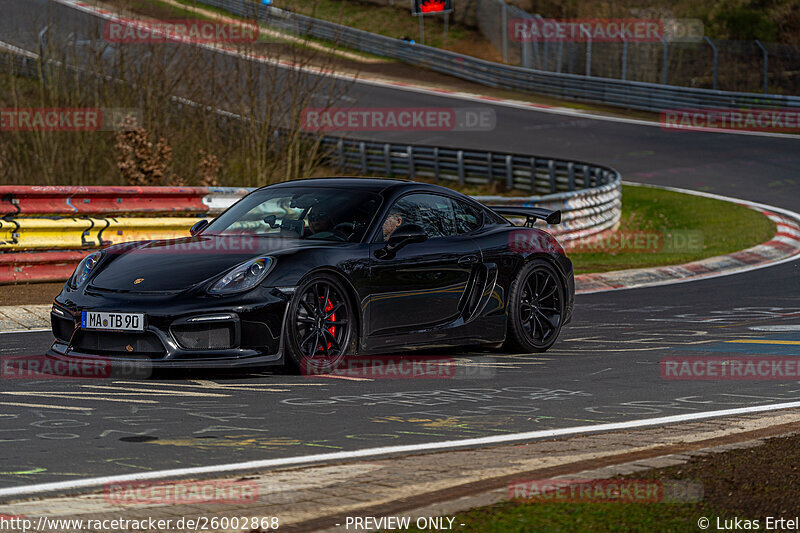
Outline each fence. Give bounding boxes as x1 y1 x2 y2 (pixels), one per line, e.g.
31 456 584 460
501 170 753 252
189 0 800 111
482 0 800 95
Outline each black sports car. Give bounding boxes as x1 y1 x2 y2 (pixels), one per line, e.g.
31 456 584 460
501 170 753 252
49 178 574 372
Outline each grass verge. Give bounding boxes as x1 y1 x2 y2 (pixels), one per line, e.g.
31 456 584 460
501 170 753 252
568 185 776 275
395 432 800 532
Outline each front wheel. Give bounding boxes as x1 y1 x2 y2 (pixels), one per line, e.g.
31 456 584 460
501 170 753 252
504 259 565 353
284 273 356 374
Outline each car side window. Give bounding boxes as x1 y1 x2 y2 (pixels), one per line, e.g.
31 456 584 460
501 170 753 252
380 193 456 241
453 200 484 234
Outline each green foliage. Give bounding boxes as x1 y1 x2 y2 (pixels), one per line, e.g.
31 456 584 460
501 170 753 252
712 5 778 40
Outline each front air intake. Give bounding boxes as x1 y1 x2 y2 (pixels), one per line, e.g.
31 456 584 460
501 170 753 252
171 323 235 350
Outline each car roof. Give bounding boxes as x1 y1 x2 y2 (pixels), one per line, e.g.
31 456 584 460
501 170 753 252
261 177 472 199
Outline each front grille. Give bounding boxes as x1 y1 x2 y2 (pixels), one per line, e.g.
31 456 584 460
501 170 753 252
71 330 166 358
171 323 234 350
52 315 75 342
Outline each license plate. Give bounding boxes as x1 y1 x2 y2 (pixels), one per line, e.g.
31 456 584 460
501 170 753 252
81 311 144 331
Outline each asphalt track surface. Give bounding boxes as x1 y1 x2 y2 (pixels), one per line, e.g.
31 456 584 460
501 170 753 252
1 0 800 497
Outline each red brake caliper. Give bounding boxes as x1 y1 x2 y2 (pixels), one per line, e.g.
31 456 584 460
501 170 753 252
317 297 335 352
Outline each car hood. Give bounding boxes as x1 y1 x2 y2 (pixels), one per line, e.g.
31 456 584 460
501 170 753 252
89 235 330 292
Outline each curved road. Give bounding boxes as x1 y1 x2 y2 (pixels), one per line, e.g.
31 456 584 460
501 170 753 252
0 0 799 497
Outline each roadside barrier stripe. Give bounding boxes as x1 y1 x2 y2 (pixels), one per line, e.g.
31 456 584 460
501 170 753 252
0 217 202 251
0 186 217 216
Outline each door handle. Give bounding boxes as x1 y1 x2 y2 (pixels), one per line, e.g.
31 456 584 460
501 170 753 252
458 255 479 265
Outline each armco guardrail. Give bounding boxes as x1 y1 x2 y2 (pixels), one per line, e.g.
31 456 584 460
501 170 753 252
194 0 800 112
0 176 619 283
0 185 246 216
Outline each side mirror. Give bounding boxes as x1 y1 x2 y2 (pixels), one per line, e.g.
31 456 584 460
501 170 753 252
190 219 209 236
375 223 428 259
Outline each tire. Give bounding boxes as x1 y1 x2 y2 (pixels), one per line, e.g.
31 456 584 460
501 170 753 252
284 273 356 374
503 259 565 353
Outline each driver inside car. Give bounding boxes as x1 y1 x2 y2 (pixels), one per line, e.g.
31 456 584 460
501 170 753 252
305 207 352 240
307 207 334 235
382 210 403 241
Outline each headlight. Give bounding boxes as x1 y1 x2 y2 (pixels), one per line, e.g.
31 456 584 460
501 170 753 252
208 257 275 294
70 251 102 288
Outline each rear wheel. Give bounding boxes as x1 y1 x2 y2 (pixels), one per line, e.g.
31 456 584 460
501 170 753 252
285 273 355 374
504 259 565 353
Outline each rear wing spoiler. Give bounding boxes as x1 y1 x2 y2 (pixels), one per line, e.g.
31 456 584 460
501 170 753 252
490 206 562 226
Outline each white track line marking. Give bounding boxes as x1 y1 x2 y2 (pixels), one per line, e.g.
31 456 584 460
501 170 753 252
0 402 92 411
0 392 157 404
79 385 229 397
2 401 800 499
749 325 800 332
311 374 373 381
187 379 327 387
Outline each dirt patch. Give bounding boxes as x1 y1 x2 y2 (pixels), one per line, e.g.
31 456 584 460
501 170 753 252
0 282 64 306
624 433 800 518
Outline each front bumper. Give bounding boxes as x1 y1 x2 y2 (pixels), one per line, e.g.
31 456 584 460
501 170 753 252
48 284 292 369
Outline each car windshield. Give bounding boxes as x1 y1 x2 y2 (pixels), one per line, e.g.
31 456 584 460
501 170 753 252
204 186 383 242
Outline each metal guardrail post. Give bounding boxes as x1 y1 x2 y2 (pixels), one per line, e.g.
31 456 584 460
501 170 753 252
529 157 537 193
384 144 391 176
556 40 563 72
501 1 508 63
548 160 556 192
505 155 513 189
37 25 49 91
359 142 367 174
521 34 529 67
457 150 465 185
585 33 592 77
705 37 718 90
582 165 589 187
337 139 344 168
433 147 440 181
755 40 768 94
621 36 627 81
567 162 575 191
407 146 415 177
